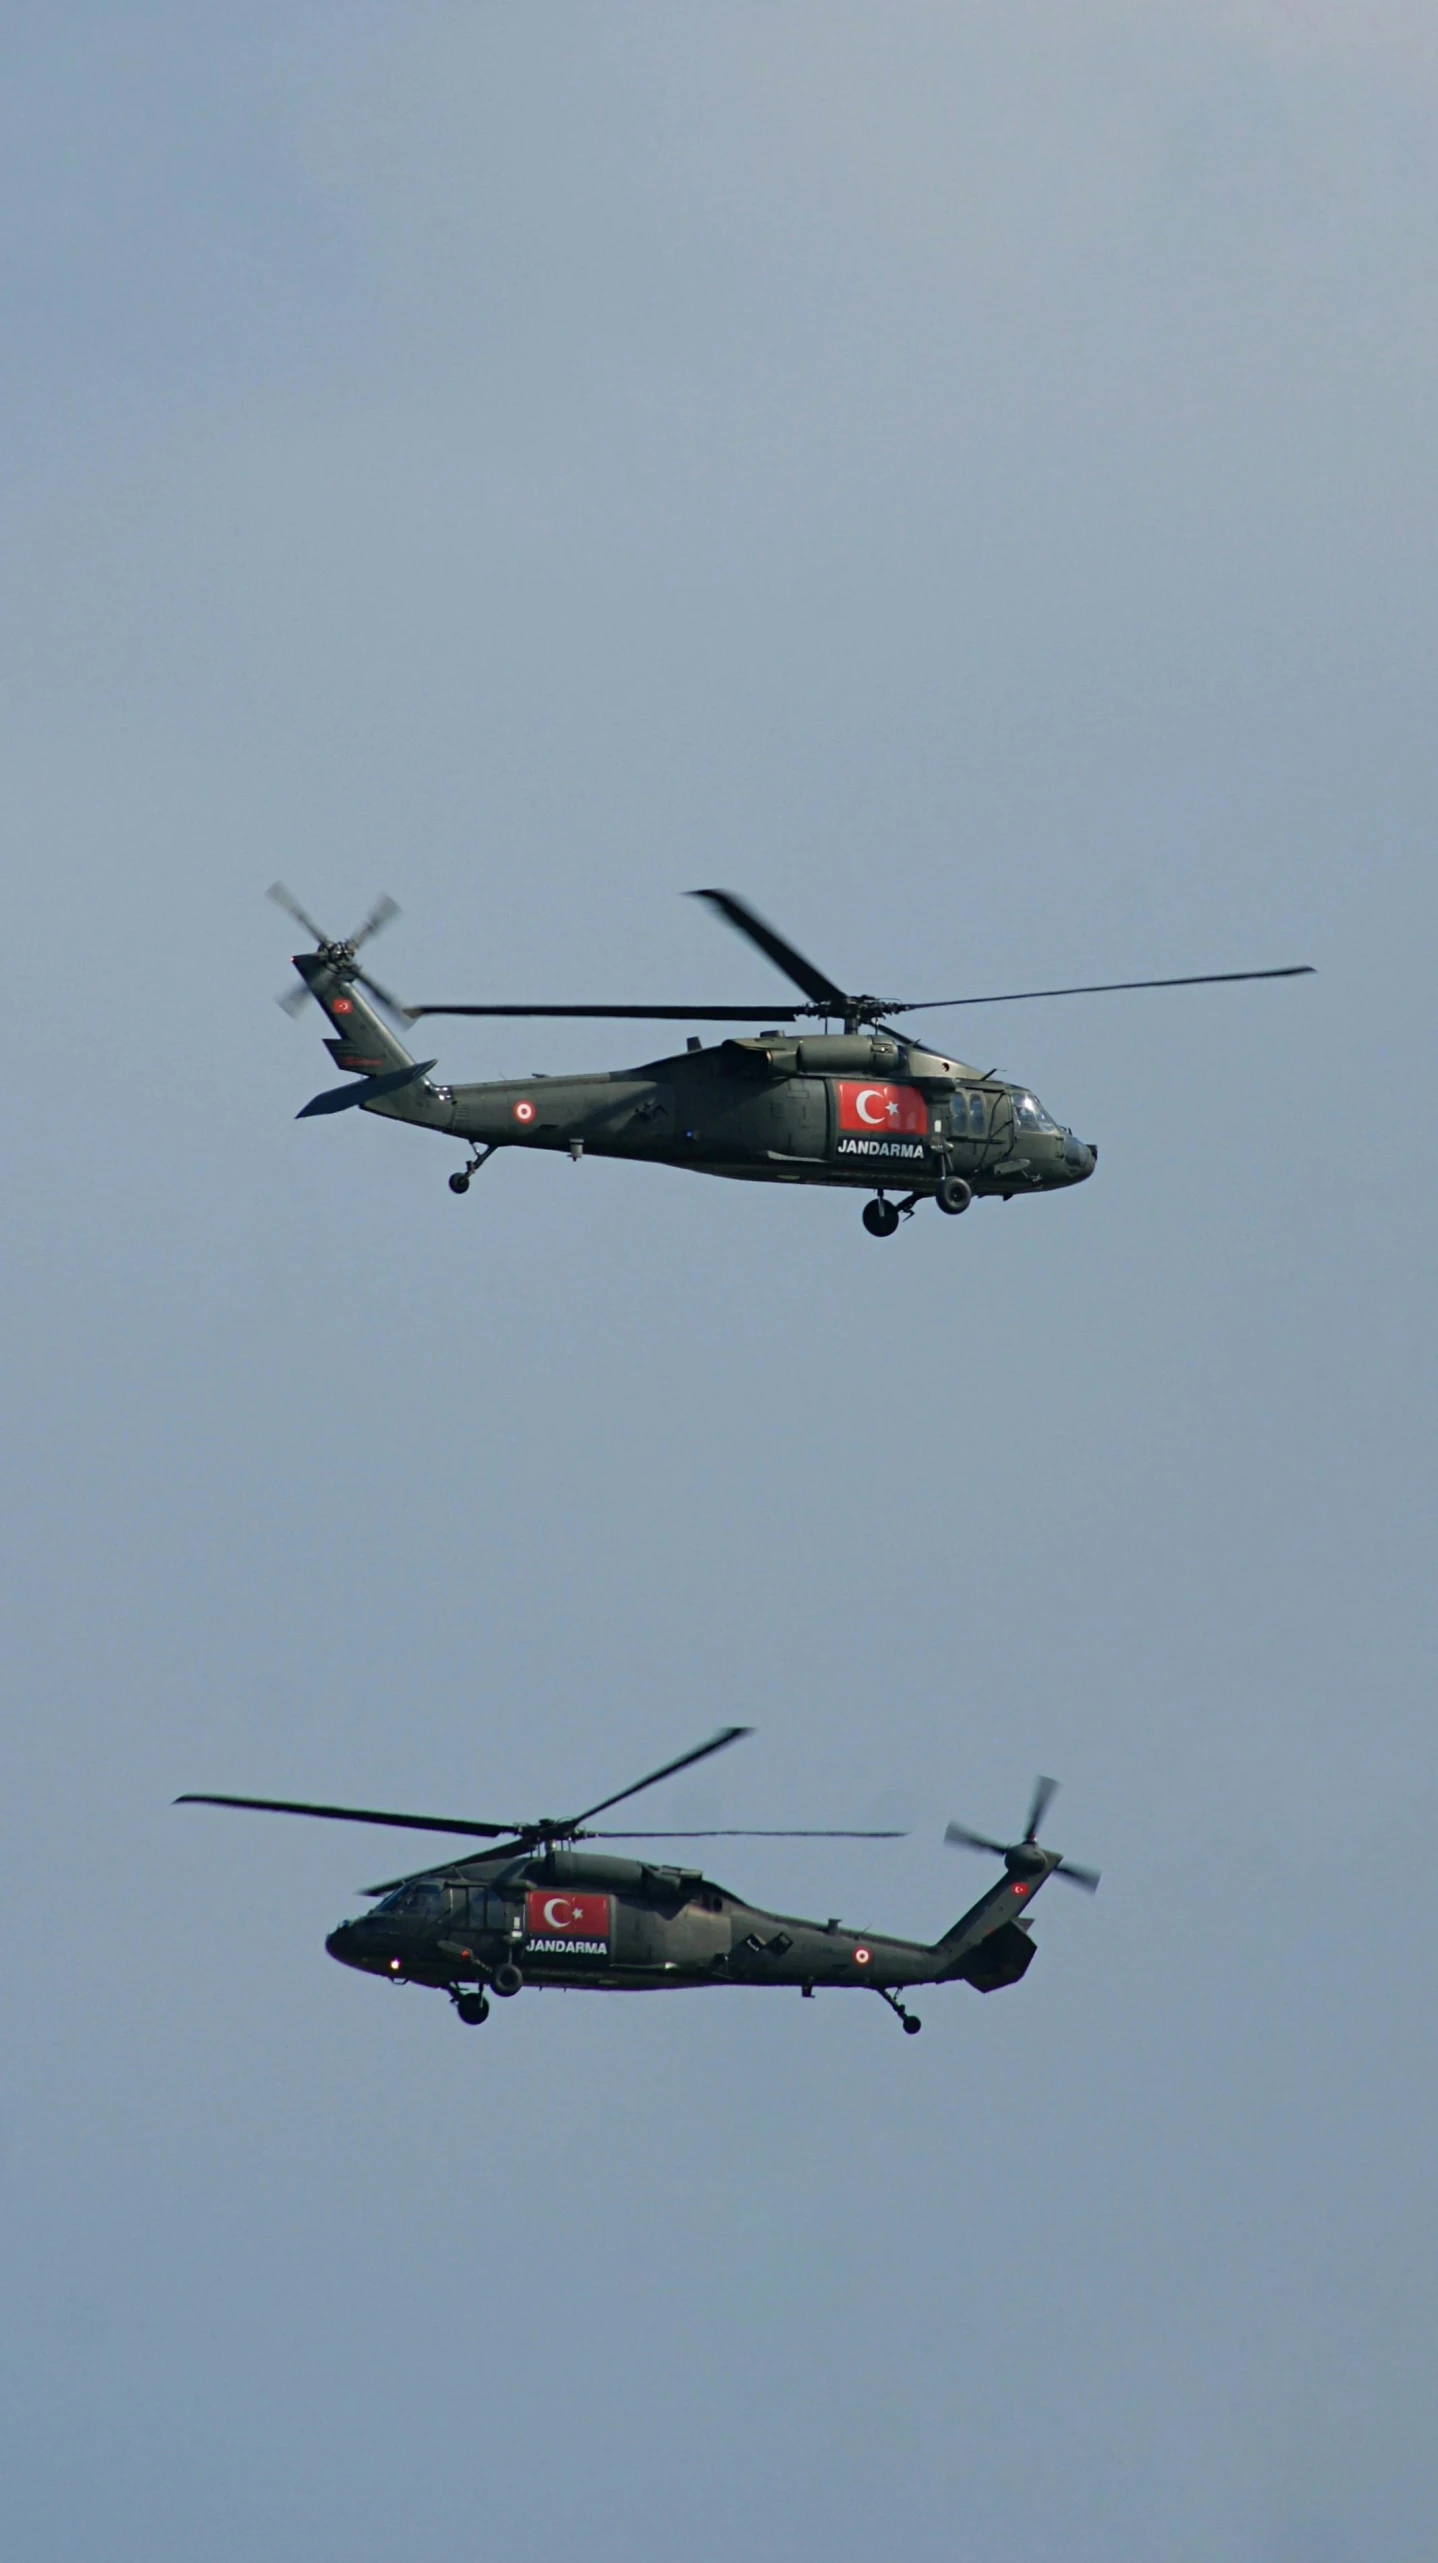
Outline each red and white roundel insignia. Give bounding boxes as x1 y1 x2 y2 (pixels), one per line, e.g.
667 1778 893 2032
854 1945 872 1966
513 1097 537 1125
331 997 353 1015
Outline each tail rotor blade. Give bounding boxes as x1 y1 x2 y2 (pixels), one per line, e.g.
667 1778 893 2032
349 894 399 954
1024 1775 1059 1841
278 979 313 1017
267 881 328 945
1056 1859 1101 1892
944 1821 1010 1858
355 964 413 1026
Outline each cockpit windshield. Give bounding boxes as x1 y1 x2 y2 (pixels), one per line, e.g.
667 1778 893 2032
1013 1092 1062 1133
375 1882 444 1916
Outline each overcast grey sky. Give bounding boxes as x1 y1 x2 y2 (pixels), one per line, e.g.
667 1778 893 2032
2 7 1435 2558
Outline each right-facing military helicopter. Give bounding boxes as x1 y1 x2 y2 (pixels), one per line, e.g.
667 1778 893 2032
178 1726 1099 2037
271 881 1312 1237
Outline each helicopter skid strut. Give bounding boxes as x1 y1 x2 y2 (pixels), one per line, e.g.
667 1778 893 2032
874 1984 922 2035
449 1143 496 1197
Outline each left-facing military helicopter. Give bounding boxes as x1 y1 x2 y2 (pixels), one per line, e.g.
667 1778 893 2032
179 1726 1098 2036
270 882 1311 1236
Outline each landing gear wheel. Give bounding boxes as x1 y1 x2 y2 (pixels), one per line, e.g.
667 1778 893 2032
448 1144 494 1198
902 2013 923 2035
863 1197 901 1239
454 1992 490 2026
935 1174 972 1216
491 1962 523 1998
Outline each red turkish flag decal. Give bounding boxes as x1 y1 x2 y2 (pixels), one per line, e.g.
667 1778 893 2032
836 1080 927 1135
525 1890 611 1941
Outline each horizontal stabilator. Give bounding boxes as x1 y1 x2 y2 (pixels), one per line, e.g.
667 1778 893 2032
298 1061 437 1118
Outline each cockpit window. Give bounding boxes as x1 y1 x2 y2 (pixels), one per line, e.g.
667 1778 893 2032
376 1883 443 1916
953 1092 987 1137
1013 1093 1060 1133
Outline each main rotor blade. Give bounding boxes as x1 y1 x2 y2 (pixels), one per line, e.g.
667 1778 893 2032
691 889 851 1012
404 1004 805 1022
176 1793 520 1839
1024 1775 1059 1841
566 1725 753 1829
396 954 1314 1032
894 965 1315 1012
1055 1858 1101 1892
267 881 328 945
586 1827 908 1839
944 1821 1010 1857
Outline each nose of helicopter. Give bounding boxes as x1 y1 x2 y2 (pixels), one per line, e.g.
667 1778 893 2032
1064 1137 1098 1182
326 1921 372 1971
328 1917 407 1977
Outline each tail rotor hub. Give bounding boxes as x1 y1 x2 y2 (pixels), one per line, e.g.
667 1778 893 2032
269 883 409 1025
945 1777 1100 1896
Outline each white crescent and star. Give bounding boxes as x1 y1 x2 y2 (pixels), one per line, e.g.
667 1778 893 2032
541 1895 581 1930
854 1086 908 1127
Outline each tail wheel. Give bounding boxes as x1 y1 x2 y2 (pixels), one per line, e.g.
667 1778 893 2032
862 1197 901 1239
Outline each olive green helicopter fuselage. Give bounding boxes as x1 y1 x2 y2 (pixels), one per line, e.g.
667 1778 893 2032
179 1735 1101 2037
322 1839 1047 2035
277 881 1308 1233
296 955 1095 1231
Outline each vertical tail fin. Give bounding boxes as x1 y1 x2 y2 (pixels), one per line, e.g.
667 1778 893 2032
293 951 418 1079
292 957 444 1120
273 889 446 1127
